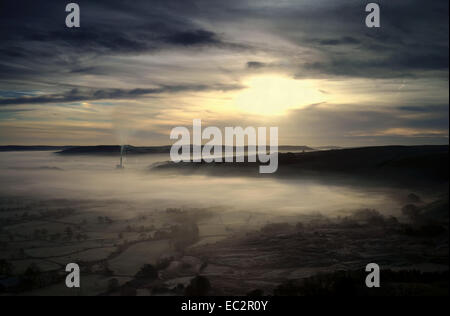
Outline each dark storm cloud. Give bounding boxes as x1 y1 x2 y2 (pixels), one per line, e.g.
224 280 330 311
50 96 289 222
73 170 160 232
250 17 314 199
247 62 267 69
1 0 448 79
0 84 244 106
0 109 34 113
0 0 448 98
295 0 448 78
161 30 220 46
397 105 449 113
306 36 361 46
285 103 449 139
301 50 449 79
0 0 238 82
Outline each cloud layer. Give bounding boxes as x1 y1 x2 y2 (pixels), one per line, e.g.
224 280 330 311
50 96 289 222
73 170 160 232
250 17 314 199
0 0 448 146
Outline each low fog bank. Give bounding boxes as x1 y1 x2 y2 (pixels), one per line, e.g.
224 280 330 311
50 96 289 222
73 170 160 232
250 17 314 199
0 150 431 218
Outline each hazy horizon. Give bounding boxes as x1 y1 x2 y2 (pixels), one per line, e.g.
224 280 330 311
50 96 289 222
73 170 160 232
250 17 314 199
0 143 448 148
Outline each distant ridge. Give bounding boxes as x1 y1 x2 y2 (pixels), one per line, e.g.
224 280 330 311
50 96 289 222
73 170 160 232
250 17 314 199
0 145 314 155
0 146 69 152
55 145 171 155
54 145 315 156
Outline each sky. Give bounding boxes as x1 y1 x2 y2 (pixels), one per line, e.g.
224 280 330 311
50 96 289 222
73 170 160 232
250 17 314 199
0 0 448 147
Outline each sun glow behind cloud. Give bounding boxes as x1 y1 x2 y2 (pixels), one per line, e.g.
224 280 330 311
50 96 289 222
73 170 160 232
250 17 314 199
233 75 327 115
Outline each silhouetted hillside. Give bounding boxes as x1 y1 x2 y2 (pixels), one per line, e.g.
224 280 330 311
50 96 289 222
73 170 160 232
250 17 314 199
155 145 449 183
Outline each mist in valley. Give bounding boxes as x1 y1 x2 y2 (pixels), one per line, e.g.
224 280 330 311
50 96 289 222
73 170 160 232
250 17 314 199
0 151 419 217
0 150 448 296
